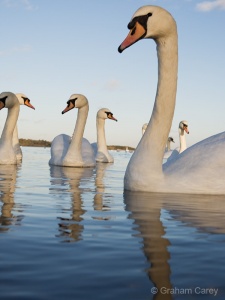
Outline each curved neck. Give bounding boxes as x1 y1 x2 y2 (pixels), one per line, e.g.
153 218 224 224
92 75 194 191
0 105 20 147
96 118 108 152
66 104 89 157
12 125 19 146
179 129 186 153
134 34 178 176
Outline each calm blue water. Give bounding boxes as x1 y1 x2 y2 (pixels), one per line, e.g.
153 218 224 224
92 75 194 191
1 147 225 299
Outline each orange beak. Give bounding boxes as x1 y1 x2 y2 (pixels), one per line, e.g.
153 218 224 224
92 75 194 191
184 127 189 134
118 22 146 53
24 99 35 110
62 101 75 114
109 115 118 122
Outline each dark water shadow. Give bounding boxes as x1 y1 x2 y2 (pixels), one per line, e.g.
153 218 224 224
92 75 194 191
124 191 225 299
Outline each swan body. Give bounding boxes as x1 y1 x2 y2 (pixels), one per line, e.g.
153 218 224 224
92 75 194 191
49 94 95 167
12 93 35 162
91 108 117 163
118 5 225 194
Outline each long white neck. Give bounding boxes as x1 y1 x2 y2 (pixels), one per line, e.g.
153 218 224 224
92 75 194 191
166 140 171 151
0 102 20 164
12 125 19 144
0 104 20 148
96 118 108 153
12 125 23 160
64 103 89 161
179 129 186 153
125 33 178 182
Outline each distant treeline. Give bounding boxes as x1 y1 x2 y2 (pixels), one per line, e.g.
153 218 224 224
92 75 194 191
107 145 135 151
19 139 135 151
19 139 51 147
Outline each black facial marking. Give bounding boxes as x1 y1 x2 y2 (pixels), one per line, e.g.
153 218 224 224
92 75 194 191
105 111 113 118
22 96 30 104
0 96 7 107
128 12 152 32
67 98 77 106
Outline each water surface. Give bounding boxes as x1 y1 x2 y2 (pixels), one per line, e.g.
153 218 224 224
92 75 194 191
0 147 225 299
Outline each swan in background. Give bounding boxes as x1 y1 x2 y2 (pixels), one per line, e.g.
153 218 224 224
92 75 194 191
165 137 175 152
0 92 21 164
0 92 19 165
142 123 148 135
163 136 175 160
49 94 95 168
91 108 117 163
12 93 35 162
164 121 189 162
177 120 189 153
118 5 225 194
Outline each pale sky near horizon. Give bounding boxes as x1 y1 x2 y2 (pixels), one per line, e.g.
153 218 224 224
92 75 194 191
1 0 225 149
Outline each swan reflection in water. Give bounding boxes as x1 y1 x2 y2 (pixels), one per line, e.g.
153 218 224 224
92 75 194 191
0 165 22 232
49 166 94 242
124 191 225 299
93 162 113 214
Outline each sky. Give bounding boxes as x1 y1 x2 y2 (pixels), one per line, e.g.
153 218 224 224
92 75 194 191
0 0 225 149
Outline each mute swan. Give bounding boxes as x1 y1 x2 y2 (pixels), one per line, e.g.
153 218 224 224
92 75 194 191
163 137 175 160
164 121 189 161
166 137 175 152
91 108 117 163
177 120 189 153
12 93 35 162
118 5 225 194
49 94 95 168
0 92 32 165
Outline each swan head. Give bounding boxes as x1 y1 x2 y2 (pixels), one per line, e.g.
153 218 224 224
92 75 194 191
0 92 19 110
168 137 175 143
118 5 177 53
62 94 88 114
97 108 117 122
142 123 148 135
16 93 35 110
179 120 189 134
